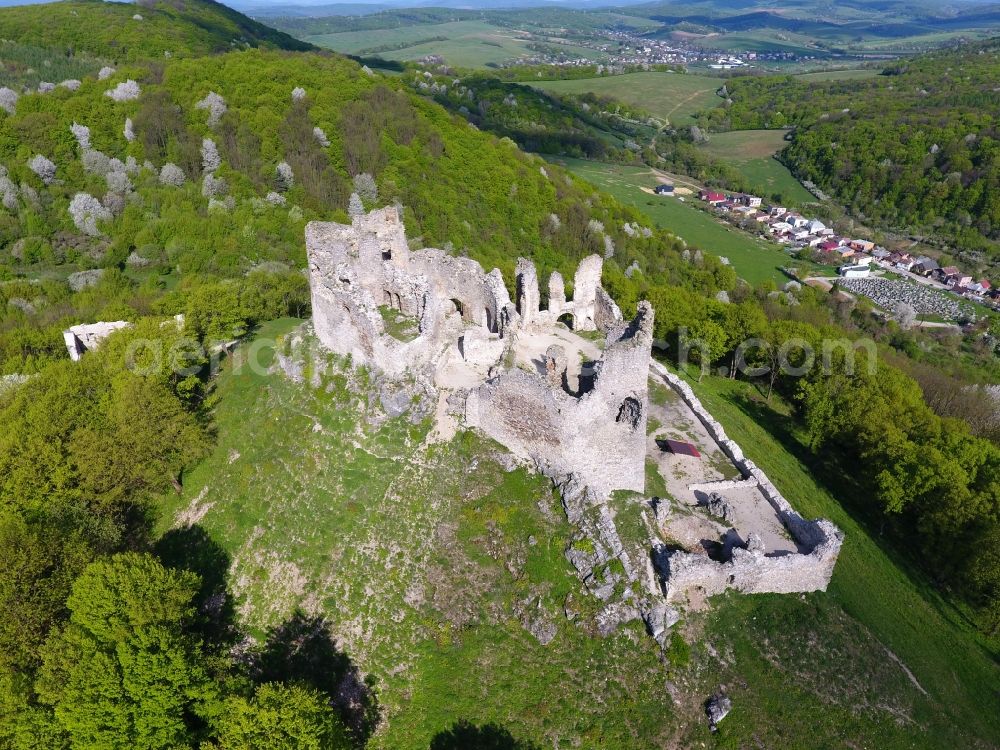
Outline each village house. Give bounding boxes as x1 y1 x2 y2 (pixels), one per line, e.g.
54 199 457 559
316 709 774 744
969 279 992 295
849 239 875 253
912 257 939 276
938 266 973 287
740 194 762 208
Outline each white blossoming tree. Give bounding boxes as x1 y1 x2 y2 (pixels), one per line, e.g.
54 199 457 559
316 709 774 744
0 87 19 115
159 163 186 187
70 122 91 150
68 193 111 236
202 173 227 198
201 138 221 173
352 172 377 203
195 91 227 128
28 154 56 185
81 150 111 176
105 80 141 102
106 170 133 194
275 161 294 191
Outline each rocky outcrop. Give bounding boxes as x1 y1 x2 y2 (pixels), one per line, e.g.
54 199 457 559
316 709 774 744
706 694 732 731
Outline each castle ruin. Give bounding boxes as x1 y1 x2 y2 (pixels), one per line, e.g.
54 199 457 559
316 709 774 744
304 207 842 631
305 206 650 497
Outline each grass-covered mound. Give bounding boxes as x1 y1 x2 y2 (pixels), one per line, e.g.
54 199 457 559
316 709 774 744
148 320 1000 748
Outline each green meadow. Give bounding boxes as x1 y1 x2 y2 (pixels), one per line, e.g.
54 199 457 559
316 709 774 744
154 320 1000 748
305 20 600 68
551 157 798 285
698 129 815 204
530 71 724 126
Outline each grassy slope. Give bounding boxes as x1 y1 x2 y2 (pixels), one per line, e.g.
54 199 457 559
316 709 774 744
550 157 798 285
698 129 815 203
157 321 1000 748
682 367 1000 748
0 0 312 62
530 72 724 127
159 319 673 748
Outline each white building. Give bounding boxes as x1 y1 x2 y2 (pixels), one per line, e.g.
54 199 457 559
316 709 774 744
837 264 871 279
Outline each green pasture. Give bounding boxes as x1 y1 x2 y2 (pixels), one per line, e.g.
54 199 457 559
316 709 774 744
530 71 724 126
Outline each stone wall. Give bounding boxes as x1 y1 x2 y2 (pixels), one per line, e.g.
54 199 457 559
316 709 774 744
649 360 844 599
63 320 131 361
466 302 654 498
514 256 621 334
306 207 513 377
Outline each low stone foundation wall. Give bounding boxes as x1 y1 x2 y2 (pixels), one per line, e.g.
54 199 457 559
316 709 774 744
657 520 842 600
649 361 843 600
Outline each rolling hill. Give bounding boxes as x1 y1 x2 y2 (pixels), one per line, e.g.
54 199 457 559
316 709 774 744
0 0 313 62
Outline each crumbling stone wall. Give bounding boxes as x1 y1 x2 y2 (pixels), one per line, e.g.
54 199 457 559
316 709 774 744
515 255 621 333
657 520 842 599
63 320 131 361
649 360 844 599
306 207 515 377
466 302 655 497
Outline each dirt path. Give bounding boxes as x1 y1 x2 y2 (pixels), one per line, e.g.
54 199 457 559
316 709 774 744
651 167 702 192
883 647 929 696
663 87 719 125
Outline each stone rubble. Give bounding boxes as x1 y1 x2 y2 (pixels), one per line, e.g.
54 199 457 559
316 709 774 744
706 693 732 732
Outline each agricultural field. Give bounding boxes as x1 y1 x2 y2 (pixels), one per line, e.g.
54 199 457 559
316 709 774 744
682 31 822 56
530 72 724 127
303 20 600 68
697 129 815 203
551 157 798 285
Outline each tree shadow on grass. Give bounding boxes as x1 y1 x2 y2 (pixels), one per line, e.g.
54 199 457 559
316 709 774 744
429 720 540 750
255 609 380 747
154 523 237 649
